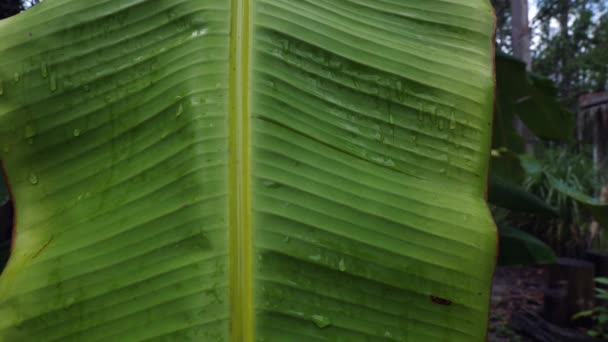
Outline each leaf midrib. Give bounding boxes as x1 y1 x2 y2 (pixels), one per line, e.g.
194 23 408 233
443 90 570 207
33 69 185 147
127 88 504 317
228 0 253 341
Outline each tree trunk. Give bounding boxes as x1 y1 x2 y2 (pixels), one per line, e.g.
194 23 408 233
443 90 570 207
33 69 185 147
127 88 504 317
559 0 572 99
511 0 531 70
510 0 534 153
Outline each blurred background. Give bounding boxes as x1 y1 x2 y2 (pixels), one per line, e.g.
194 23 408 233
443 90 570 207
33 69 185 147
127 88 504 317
0 0 607 341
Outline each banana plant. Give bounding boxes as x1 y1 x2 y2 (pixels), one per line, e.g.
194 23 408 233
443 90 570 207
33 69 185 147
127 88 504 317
0 0 497 341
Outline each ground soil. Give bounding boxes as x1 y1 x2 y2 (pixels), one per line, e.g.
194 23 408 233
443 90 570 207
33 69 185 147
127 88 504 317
488 266 547 341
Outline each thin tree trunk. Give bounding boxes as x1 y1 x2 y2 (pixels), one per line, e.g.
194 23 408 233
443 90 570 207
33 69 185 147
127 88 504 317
510 0 534 153
559 0 571 99
511 0 532 70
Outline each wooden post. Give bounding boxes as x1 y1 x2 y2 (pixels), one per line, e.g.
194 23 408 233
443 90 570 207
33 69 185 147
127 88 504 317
584 250 608 278
546 258 595 325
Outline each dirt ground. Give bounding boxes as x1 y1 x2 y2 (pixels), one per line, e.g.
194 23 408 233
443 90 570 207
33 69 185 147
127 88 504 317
488 266 547 341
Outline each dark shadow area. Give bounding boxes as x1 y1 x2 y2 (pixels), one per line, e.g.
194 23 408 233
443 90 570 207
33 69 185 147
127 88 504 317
0 201 12 274
0 0 41 19
0 0 22 19
0 170 12 274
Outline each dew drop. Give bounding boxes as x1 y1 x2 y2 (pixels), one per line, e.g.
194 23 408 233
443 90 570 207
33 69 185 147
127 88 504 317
418 107 425 122
450 111 457 130
190 96 201 106
73 129 81 137
28 172 38 185
41 62 48 78
262 180 280 188
0 80 3 96
13 72 20 83
50 75 57 92
64 296 75 307
24 125 36 139
311 315 331 328
338 258 346 272
191 17 206 27
395 80 403 92
328 58 342 70
283 236 290 243
308 254 321 262
175 103 184 117
438 119 444 131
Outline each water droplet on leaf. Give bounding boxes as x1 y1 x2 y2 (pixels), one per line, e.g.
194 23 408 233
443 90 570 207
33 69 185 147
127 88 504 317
450 111 457 130
311 315 331 328
338 258 346 272
24 125 36 139
29 172 38 185
309 254 321 262
41 62 48 78
175 103 183 117
262 180 280 188
50 75 57 92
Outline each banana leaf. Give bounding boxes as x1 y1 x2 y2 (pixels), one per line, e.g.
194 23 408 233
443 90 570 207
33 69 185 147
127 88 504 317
0 0 497 340
497 226 556 266
488 149 557 215
546 175 608 228
488 175 558 216
493 54 575 152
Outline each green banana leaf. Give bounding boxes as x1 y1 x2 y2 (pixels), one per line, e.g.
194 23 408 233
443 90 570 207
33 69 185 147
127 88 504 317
490 148 525 184
0 0 497 341
493 54 575 152
546 175 608 228
520 154 608 228
488 175 558 216
488 150 557 215
497 226 556 266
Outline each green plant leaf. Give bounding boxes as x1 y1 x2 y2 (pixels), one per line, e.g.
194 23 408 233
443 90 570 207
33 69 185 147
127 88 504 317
547 175 608 227
572 309 596 320
497 226 556 266
490 148 526 184
519 154 543 178
488 175 558 216
596 277 608 285
0 0 497 340
487 147 556 215
494 54 575 144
